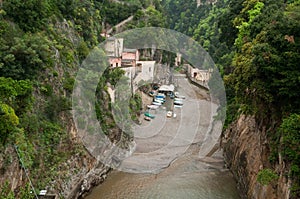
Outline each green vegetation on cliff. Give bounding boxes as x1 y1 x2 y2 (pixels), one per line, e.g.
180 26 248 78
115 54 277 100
223 2 300 195
0 0 166 197
0 0 299 197
163 0 299 197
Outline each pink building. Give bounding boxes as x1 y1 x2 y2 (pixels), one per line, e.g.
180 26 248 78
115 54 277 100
121 48 140 67
109 57 122 68
104 37 140 68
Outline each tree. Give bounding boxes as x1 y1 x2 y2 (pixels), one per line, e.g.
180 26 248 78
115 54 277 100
0 77 33 114
3 0 54 32
227 0 300 117
278 114 300 197
233 0 265 48
0 103 19 145
0 33 53 80
129 5 166 28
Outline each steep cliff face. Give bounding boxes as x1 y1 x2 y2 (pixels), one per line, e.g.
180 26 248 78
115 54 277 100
222 115 291 199
0 19 123 199
0 1 157 197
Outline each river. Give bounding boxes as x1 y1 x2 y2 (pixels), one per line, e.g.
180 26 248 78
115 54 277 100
85 76 240 199
85 145 240 199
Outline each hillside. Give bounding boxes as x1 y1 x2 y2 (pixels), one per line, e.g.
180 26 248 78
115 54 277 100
162 0 300 198
0 0 166 198
0 0 299 198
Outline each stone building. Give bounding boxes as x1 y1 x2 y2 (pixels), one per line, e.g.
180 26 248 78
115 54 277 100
186 64 212 83
104 37 139 68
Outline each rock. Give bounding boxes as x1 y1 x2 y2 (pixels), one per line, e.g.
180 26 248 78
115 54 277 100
222 114 290 199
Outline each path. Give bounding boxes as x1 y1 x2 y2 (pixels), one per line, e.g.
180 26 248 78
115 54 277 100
106 15 134 34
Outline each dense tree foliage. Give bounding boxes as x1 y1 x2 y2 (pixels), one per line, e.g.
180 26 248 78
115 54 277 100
162 0 233 74
0 103 19 145
163 0 300 196
0 31 53 80
96 0 140 25
224 0 300 196
0 0 162 195
3 0 54 32
0 0 105 195
226 0 300 117
0 0 299 197
0 77 32 144
275 113 300 196
162 0 209 36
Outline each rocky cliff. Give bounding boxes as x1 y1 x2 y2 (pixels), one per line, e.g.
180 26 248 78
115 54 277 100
222 115 291 199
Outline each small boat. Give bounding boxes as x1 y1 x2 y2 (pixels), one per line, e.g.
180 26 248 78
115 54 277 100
155 95 166 99
174 104 183 108
144 116 151 121
174 101 183 105
149 91 155 96
144 112 155 119
170 93 175 99
147 104 159 110
154 98 165 103
156 93 166 98
152 101 162 106
174 92 185 99
174 97 183 102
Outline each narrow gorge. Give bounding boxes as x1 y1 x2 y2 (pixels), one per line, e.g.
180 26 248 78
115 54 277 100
0 0 299 199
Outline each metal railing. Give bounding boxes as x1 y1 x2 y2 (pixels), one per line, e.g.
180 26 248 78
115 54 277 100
14 145 39 199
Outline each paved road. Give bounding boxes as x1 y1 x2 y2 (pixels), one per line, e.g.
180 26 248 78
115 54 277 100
118 77 218 173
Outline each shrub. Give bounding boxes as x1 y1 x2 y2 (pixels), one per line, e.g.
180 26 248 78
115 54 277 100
63 77 75 93
257 168 279 185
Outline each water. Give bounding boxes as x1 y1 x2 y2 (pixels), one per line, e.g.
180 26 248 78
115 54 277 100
85 77 240 198
85 145 240 199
